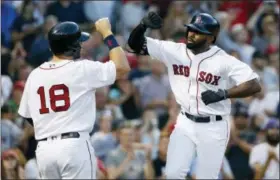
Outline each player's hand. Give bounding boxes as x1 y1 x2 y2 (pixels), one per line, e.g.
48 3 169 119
141 12 163 29
201 89 228 105
95 18 112 37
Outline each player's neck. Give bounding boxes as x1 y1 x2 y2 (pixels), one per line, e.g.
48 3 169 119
51 55 73 62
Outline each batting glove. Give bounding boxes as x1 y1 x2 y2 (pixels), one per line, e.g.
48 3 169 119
201 89 228 105
141 12 163 29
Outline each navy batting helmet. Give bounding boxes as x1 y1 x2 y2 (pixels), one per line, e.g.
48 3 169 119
48 21 90 59
185 13 220 43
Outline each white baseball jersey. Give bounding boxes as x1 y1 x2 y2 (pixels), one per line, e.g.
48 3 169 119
18 59 116 140
146 37 258 116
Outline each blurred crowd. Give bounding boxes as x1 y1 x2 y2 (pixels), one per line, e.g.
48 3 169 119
1 0 279 179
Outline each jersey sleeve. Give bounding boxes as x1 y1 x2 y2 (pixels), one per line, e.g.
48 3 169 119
226 57 259 86
18 78 31 118
82 60 116 89
146 37 175 65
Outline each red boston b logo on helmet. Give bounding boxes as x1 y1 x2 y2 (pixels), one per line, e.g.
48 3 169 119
195 16 203 24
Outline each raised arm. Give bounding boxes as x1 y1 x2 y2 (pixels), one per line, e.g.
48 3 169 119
95 18 130 79
127 12 163 56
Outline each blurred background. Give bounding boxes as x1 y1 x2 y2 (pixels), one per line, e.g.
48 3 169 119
1 0 279 179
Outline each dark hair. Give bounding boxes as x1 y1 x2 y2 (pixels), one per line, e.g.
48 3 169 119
1 104 12 115
1 156 21 180
20 0 34 16
252 50 267 59
256 12 278 35
117 121 133 131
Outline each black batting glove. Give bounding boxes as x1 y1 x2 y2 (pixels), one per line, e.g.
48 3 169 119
201 89 228 105
141 12 163 29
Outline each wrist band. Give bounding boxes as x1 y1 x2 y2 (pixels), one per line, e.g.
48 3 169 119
224 89 228 99
104 35 119 50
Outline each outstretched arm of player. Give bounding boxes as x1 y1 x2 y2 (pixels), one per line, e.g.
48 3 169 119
95 18 130 79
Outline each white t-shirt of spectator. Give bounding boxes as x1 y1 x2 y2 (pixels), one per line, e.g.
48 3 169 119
24 158 40 179
249 142 280 179
1 75 13 107
248 90 279 127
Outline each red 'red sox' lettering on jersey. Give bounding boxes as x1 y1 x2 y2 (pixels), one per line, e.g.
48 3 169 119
172 64 190 77
198 71 221 85
172 64 221 86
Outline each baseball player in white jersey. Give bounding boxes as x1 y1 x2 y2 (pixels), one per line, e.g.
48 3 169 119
127 12 261 179
18 18 130 179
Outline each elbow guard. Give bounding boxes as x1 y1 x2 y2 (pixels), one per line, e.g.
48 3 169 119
127 23 149 55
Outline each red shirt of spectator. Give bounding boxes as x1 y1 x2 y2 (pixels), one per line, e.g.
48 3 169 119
219 1 261 27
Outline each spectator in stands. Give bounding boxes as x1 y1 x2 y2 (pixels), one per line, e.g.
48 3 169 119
215 11 237 53
1 74 13 107
1 149 25 179
153 131 169 179
218 1 260 27
24 157 40 179
230 23 255 65
11 0 42 53
28 15 58 67
162 1 189 40
83 1 116 23
264 45 279 92
252 12 279 54
250 50 268 75
249 84 279 129
249 118 279 179
95 87 124 128
140 109 160 160
105 123 154 179
133 60 172 117
229 50 241 60
89 30 109 61
1 104 23 152
7 81 25 117
109 73 141 120
1 1 18 48
226 104 257 180
90 113 118 162
250 51 278 91
128 55 151 81
45 0 90 31
120 1 146 40
97 158 108 179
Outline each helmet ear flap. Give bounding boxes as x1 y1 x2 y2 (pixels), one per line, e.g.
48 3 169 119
63 41 81 59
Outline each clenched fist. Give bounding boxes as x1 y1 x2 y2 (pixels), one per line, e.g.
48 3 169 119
141 12 163 29
95 18 112 37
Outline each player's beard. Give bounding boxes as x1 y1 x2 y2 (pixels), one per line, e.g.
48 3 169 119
186 39 207 50
266 133 280 146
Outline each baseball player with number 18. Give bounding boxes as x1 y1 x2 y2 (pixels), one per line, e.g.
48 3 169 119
127 12 262 179
18 18 130 179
